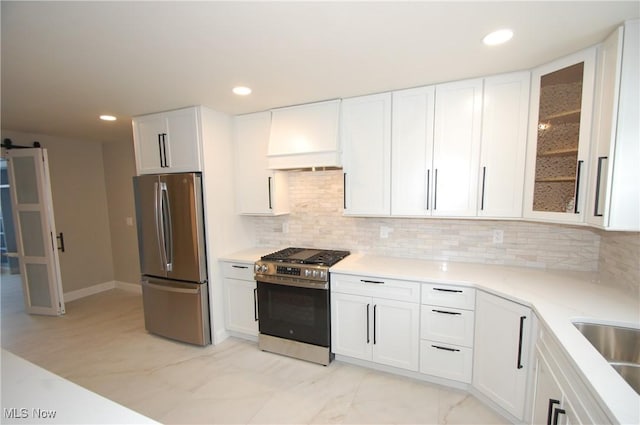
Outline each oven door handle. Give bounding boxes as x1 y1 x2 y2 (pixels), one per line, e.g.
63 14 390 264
255 275 328 290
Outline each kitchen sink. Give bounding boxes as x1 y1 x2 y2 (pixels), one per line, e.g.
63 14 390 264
573 321 640 394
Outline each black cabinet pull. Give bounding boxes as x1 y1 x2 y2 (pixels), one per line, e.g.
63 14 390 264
373 304 377 345
433 169 438 210
267 177 273 209
433 287 463 293
517 315 526 369
432 309 461 315
361 279 384 284
366 304 370 344
158 133 168 168
231 265 248 269
56 232 65 252
431 344 460 352
343 172 347 209
552 407 566 425
547 399 560 425
253 288 258 321
594 156 607 217
574 159 583 214
481 166 487 211
157 134 164 167
426 169 430 210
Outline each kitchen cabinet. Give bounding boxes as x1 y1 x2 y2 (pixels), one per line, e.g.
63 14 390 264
331 273 420 371
221 261 258 337
431 78 483 217
478 72 530 218
530 327 610 425
523 48 596 224
233 112 290 215
391 85 435 216
586 20 640 231
132 106 203 174
342 93 392 216
473 291 533 420
268 100 341 169
420 283 475 383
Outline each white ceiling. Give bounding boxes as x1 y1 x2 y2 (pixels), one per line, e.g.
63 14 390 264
2 1 639 144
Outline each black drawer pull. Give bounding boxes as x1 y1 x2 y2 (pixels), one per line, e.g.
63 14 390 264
431 345 460 352
361 279 384 284
231 265 249 269
433 287 463 293
432 309 462 315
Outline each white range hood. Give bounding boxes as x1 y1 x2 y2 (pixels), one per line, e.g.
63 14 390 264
267 99 341 170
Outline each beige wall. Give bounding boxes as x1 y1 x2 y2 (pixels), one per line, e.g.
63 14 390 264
1 130 115 293
102 141 140 285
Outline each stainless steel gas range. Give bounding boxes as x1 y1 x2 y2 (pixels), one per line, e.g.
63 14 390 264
254 247 350 366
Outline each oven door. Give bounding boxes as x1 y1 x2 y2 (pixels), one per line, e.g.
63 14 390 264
256 281 330 347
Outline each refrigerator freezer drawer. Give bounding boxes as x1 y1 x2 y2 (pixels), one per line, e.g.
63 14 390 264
141 278 211 346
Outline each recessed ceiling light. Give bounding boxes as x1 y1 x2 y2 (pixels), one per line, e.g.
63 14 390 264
232 86 252 96
99 115 117 121
483 29 514 46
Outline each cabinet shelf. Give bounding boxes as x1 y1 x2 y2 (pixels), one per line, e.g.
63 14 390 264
538 148 579 157
535 177 576 183
540 109 581 124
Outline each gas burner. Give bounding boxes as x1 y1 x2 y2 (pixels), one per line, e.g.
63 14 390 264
261 247 350 267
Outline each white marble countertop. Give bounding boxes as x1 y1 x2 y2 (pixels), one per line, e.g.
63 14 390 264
219 246 280 263
0 350 158 424
330 253 640 425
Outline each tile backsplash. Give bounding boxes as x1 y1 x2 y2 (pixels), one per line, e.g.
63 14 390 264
249 170 638 294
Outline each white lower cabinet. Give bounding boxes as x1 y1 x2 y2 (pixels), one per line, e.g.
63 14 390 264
221 261 258 337
531 327 610 425
419 283 475 383
331 274 420 371
473 291 533 420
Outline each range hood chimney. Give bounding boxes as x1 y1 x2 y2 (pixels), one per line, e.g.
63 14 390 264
267 99 341 170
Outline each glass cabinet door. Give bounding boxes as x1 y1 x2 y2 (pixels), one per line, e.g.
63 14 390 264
524 49 596 222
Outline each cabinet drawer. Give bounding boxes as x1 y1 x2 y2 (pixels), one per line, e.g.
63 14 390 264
421 283 475 310
420 340 473 383
332 274 420 303
420 305 475 347
221 262 254 280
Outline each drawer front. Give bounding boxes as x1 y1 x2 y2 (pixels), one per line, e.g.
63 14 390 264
222 262 254 280
421 283 475 310
420 340 473 383
332 273 420 303
420 305 475 347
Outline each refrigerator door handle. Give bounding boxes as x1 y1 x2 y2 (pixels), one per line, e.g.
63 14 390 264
142 280 200 295
154 181 167 271
159 181 173 272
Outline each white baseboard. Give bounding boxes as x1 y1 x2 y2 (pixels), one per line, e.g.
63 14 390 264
64 281 115 302
63 280 141 302
115 281 142 294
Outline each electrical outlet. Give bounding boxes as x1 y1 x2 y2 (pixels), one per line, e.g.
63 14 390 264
380 226 393 239
493 229 504 244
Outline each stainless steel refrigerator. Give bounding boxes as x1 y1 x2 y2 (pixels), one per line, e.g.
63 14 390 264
133 172 211 346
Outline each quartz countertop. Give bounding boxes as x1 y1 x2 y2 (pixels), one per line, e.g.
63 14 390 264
330 253 640 425
219 247 282 263
0 350 158 424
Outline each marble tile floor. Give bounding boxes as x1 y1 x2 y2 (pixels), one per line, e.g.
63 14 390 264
1 275 510 424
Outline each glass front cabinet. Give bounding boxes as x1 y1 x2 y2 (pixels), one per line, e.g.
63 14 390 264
523 48 596 223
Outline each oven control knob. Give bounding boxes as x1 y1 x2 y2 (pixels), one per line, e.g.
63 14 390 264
254 264 261 273
304 269 311 277
260 264 268 273
319 271 326 279
312 270 319 278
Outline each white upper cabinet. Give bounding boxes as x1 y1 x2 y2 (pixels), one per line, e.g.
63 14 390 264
479 72 530 218
523 48 596 224
234 112 289 215
391 86 435 216
132 106 202 174
268 100 341 170
587 20 640 231
342 93 392 216
432 79 483 217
